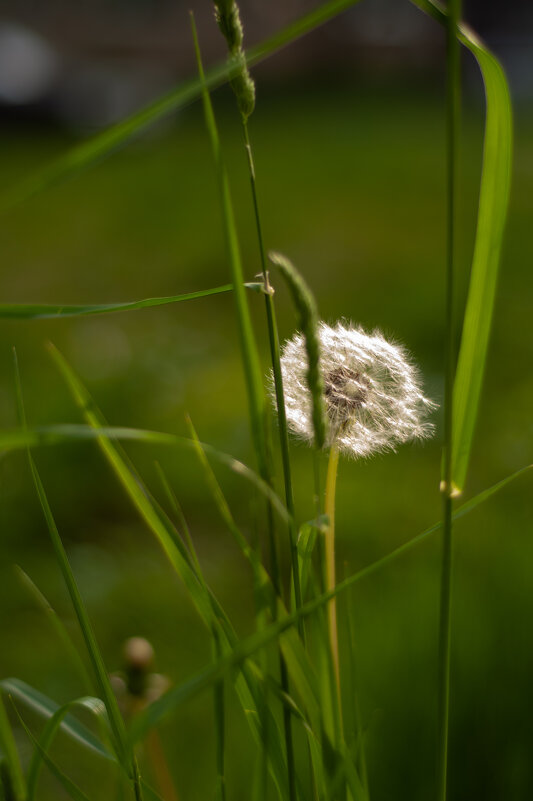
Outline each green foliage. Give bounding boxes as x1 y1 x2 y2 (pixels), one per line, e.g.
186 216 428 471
0 0 524 799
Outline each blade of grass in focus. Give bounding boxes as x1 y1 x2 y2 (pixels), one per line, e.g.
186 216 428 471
412 0 512 497
0 679 116 762
0 0 364 213
0 285 233 319
127 461 531 743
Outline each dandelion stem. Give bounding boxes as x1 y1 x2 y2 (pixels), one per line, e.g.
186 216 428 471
324 444 341 697
438 0 461 799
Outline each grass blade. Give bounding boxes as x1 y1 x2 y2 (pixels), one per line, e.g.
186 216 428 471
13 351 142 798
14 567 94 694
192 14 268 479
0 695 25 801
26 696 111 801
411 0 513 494
1 679 114 762
0 422 289 525
12 704 92 801
0 285 233 320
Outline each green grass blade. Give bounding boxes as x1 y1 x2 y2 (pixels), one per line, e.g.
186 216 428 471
1 679 115 762
192 15 268 478
0 422 290 525
128 461 531 742
0 696 25 801
0 285 233 320
14 567 94 694
410 1 513 494
12 705 92 801
24 462 130 763
0 0 363 213
26 696 111 801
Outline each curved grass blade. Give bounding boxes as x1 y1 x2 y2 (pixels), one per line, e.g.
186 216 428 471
0 423 289 525
0 285 233 320
0 0 363 213
0 696 25 801
0 679 114 762
11 704 91 801
410 0 513 493
14 567 93 694
128 460 531 742
26 696 111 801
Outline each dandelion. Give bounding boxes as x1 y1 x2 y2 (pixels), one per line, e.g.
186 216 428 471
278 320 435 458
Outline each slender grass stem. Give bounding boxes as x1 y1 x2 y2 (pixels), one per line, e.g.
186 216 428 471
242 120 304 635
242 117 299 801
438 0 461 798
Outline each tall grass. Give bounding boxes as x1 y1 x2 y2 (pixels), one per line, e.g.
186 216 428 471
0 1 518 801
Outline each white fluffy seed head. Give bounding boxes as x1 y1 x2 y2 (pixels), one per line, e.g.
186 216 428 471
277 321 436 458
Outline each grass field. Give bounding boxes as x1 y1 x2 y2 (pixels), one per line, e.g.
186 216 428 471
0 63 531 801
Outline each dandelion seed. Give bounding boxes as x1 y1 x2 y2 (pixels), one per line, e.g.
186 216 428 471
278 321 436 458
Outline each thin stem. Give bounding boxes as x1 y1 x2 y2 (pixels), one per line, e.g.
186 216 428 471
438 0 461 799
324 445 340 692
241 118 298 801
242 120 304 634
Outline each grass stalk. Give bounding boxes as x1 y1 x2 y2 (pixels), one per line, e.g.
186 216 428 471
438 0 461 798
242 119 304 634
191 17 298 800
0 694 26 801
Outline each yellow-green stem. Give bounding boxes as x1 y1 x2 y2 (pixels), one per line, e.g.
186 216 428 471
325 445 341 699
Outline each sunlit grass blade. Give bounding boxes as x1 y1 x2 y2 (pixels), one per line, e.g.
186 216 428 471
1 679 115 762
0 285 233 320
0 695 25 801
14 567 93 694
12 704 92 801
127 460 531 742
26 696 111 801
47 346 290 799
410 1 512 494
0 0 363 213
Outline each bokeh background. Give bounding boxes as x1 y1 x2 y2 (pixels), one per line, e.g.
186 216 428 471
0 1 531 799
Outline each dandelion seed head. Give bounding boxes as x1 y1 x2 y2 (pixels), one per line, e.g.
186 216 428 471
277 321 436 458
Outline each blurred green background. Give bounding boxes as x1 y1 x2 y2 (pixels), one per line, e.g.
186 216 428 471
1 3 532 799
